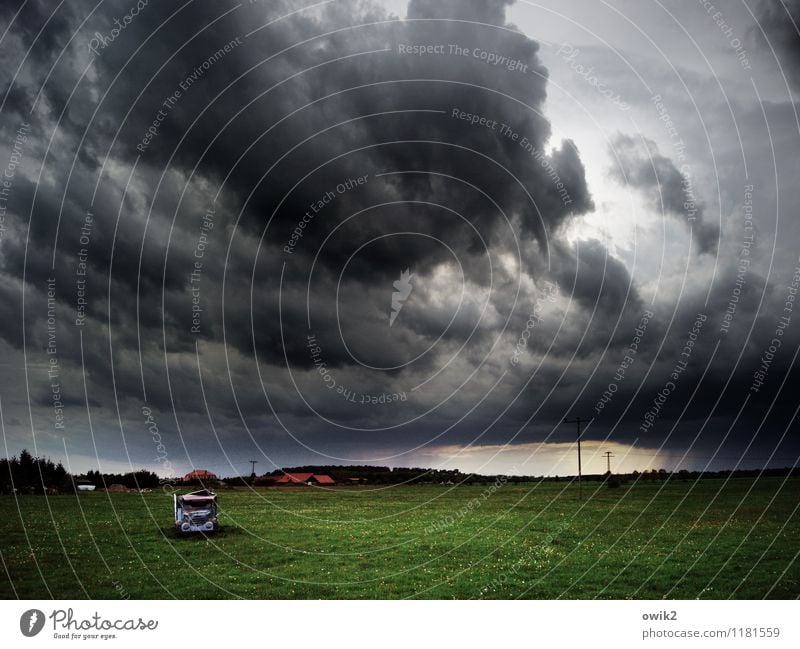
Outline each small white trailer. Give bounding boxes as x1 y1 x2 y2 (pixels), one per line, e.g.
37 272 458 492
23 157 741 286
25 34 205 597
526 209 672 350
174 489 218 533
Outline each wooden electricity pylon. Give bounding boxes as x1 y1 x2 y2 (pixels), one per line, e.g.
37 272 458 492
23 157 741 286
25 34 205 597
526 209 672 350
564 416 593 499
249 460 258 479
603 451 615 474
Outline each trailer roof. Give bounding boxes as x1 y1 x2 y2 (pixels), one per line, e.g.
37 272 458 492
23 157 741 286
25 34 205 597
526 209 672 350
179 489 216 503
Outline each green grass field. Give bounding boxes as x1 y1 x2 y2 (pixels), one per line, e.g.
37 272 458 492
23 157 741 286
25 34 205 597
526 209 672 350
1 477 798 599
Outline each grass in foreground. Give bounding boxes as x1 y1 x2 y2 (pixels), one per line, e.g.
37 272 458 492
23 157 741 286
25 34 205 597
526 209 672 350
0 477 798 599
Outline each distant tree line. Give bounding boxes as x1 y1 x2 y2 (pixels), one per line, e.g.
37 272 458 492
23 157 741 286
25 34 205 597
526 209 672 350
530 467 800 488
82 469 161 490
0 449 161 494
0 449 69 494
230 464 800 486
2 449 798 494
241 465 471 485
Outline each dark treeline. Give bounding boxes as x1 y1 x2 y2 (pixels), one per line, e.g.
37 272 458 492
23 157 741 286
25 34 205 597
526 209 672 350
521 467 800 488
229 464 800 486
606 467 800 482
0 449 69 494
82 469 161 490
249 465 468 485
0 449 160 494
2 449 799 493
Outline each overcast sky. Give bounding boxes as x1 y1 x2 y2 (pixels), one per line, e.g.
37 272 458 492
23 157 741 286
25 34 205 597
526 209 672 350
1 0 799 478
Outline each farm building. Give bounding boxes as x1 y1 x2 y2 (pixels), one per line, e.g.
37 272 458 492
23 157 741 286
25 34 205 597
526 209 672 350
182 469 218 482
271 472 336 485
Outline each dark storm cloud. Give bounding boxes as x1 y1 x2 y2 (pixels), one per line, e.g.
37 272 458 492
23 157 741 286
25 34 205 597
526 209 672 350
610 133 719 254
0 0 796 472
756 0 800 91
0 0 600 447
551 238 638 316
0 0 74 66
9 0 598 374
407 0 514 23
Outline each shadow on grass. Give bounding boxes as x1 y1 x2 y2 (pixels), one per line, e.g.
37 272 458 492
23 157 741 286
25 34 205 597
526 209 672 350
159 524 247 540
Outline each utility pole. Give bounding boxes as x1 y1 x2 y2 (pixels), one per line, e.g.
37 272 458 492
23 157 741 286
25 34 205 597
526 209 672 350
249 460 258 480
603 451 615 474
564 416 593 499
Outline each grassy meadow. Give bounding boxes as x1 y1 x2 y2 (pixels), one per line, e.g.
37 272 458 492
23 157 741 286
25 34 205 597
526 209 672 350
1 477 798 599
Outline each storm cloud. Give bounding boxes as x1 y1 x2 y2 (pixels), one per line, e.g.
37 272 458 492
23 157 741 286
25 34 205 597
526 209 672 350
0 0 798 476
610 133 719 255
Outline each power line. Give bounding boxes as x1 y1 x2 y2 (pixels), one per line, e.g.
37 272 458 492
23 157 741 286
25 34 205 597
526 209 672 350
603 451 615 473
564 416 593 499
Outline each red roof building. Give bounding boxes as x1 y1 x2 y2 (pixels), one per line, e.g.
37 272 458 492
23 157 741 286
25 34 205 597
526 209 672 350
183 469 218 482
271 472 335 485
